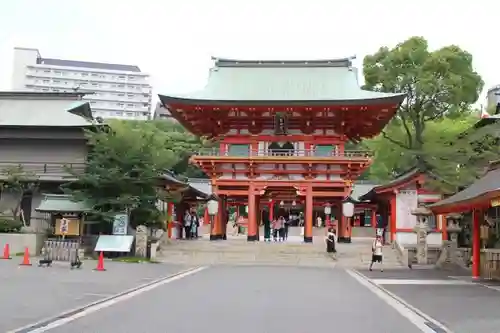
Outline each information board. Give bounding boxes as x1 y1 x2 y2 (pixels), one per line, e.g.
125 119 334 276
94 235 134 253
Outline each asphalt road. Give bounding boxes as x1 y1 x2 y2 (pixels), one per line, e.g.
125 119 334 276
5 260 500 333
41 265 424 333
0 260 191 333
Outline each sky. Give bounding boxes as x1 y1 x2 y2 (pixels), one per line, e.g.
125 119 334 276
0 0 498 106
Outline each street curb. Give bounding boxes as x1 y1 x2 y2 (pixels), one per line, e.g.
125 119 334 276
7 266 206 333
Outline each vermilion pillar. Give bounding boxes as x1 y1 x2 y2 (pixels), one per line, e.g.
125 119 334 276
304 187 313 243
472 208 481 279
204 207 209 226
371 208 377 231
166 202 174 238
390 193 397 243
247 184 258 241
440 214 447 240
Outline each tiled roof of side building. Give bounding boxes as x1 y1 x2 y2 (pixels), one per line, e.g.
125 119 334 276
38 58 141 73
159 57 406 104
0 91 95 127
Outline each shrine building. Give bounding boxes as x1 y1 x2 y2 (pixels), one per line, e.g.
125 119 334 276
159 57 406 242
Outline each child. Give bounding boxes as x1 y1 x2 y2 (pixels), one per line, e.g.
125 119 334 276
369 235 384 272
272 219 278 242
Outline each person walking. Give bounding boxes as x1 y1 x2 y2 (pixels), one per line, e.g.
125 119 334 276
272 218 279 242
369 235 384 271
277 216 285 242
264 213 271 242
283 216 289 240
190 209 199 239
183 210 192 240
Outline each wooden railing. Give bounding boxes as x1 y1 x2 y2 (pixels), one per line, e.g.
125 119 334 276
0 162 86 175
195 148 373 158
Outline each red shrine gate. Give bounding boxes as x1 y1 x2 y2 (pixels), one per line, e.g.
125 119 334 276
159 57 405 242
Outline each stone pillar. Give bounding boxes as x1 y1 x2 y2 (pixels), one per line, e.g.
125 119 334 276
304 187 313 243
411 207 432 265
135 225 148 258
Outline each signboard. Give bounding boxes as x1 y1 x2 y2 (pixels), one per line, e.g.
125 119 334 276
112 214 128 235
94 235 134 252
491 198 500 207
59 218 69 235
396 190 418 229
55 218 80 236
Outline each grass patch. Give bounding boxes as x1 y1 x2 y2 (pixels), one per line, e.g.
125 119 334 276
111 256 158 264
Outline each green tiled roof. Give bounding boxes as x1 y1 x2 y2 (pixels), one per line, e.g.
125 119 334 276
159 57 406 104
36 194 92 213
0 92 94 127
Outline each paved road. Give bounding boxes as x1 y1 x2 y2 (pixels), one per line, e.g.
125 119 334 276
38 265 425 333
0 259 191 333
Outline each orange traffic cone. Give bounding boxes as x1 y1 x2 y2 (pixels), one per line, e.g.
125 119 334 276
94 251 106 271
19 247 32 266
2 244 11 259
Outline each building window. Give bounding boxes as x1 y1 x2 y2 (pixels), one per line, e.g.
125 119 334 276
53 79 61 83
115 111 123 116
118 93 124 97
91 73 98 77
81 73 88 77
228 144 250 157
43 80 50 84
43 69 50 73
127 103 134 107
126 112 134 117
118 76 125 79
118 84 124 88
129 76 135 80
127 94 134 98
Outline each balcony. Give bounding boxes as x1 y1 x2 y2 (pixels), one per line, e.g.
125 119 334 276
194 148 372 159
0 162 86 181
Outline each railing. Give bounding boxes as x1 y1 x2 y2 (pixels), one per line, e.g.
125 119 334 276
194 148 373 158
0 162 86 175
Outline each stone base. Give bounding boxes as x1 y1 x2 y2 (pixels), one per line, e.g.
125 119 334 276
338 237 351 243
247 235 258 242
210 234 224 241
304 236 313 243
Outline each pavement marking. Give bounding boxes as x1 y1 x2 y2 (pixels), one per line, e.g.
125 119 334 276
372 279 473 285
448 276 500 292
8 266 207 333
346 269 454 333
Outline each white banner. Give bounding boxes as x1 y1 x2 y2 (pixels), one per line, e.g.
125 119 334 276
396 190 418 229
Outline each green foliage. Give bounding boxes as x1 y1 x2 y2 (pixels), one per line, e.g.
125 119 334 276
362 36 487 189
0 217 22 233
0 166 38 225
64 120 205 227
363 36 483 158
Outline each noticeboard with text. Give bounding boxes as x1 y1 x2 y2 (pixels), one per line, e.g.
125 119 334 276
112 214 129 235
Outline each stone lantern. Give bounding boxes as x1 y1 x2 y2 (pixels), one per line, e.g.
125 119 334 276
411 207 433 265
446 213 463 243
436 213 463 268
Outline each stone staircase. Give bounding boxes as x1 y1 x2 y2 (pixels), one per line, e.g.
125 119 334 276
157 234 404 269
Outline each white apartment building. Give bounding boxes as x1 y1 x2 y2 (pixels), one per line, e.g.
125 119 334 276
11 47 153 120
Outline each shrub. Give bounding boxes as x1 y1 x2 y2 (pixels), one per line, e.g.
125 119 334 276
0 217 23 233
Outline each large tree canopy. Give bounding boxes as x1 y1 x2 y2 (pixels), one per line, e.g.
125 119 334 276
64 120 207 228
363 36 484 161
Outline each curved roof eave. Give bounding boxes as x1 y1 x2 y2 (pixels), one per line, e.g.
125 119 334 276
158 93 406 107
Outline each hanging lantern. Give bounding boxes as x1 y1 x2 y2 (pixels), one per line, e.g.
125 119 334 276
280 200 285 206
324 203 332 216
342 200 354 217
292 200 296 207
207 196 219 216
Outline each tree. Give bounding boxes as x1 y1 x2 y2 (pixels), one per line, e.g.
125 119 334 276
424 117 500 193
363 36 484 167
0 166 38 230
64 121 189 229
